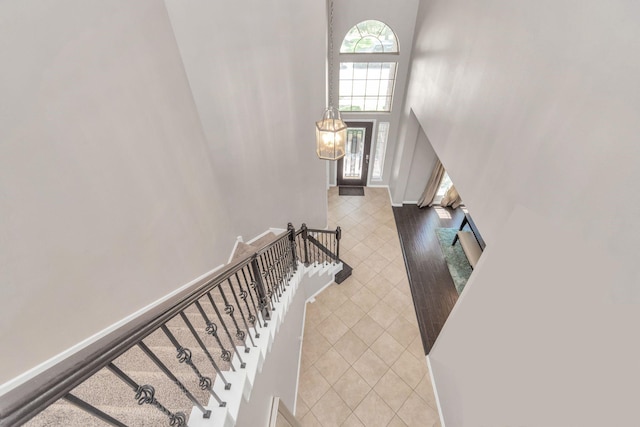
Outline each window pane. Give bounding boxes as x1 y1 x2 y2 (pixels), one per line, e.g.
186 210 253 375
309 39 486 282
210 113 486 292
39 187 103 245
354 36 383 53
339 97 353 111
351 97 365 111
367 63 382 79
353 63 368 79
340 27 362 53
380 80 394 97
340 20 399 54
380 63 396 79
365 79 380 96
339 62 397 112
339 80 352 95
353 80 366 96
340 63 353 80
358 20 385 37
372 122 389 180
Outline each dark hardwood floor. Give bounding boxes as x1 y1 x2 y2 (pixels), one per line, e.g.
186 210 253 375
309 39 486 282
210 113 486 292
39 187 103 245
392 204 465 354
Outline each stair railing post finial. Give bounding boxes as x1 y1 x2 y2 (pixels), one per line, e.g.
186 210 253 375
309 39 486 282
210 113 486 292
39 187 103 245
287 222 298 271
301 223 310 266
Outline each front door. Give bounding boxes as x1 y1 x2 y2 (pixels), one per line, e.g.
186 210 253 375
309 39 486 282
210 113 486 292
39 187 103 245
337 122 373 187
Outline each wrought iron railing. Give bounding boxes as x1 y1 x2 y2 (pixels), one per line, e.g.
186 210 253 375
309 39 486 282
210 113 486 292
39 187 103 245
296 224 351 284
0 223 343 427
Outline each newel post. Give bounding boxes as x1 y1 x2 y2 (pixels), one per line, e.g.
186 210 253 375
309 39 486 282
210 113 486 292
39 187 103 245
335 226 342 261
287 222 298 271
301 223 310 266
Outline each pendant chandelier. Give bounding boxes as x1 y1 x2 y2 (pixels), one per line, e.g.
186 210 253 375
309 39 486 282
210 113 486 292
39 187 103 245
316 0 347 161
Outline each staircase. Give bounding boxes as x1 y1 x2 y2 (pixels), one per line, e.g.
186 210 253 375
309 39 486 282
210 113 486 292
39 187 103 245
1 224 346 427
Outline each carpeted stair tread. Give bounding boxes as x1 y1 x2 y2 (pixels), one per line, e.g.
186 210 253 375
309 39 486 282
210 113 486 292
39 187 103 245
248 232 279 250
68 369 207 410
25 401 186 427
230 242 257 262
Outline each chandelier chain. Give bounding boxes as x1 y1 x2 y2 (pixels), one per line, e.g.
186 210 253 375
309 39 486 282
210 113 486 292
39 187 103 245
328 0 335 108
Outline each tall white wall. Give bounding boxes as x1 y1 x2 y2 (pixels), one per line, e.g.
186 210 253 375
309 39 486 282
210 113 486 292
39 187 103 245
401 0 640 425
0 0 327 387
163 0 327 235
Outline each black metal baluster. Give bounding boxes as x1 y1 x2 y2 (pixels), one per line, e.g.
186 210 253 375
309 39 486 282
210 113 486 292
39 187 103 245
282 236 293 282
235 270 262 336
263 248 277 298
240 266 263 329
226 277 257 347
272 243 285 295
206 292 247 367
194 301 235 371
323 232 328 264
178 311 232 388
160 325 226 407
336 226 341 262
63 393 127 427
217 285 250 349
137 342 211 418
266 247 282 298
259 253 279 304
107 363 189 426
250 256 272 320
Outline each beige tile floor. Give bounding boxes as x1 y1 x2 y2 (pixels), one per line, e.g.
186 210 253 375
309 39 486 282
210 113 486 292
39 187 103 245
296 187 441 427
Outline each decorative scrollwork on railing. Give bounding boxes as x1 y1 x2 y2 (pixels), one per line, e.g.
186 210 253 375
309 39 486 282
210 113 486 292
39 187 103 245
249 281 257 291
176 346 213 392
170 412 187 427
199 376 212 390
221 349 231 362
135 384 155 405
248 314 256 324
236 330 246 340
239 289 248 300
205 321 218 337
225 304 234 315
176 347 192 364
135 385 186 427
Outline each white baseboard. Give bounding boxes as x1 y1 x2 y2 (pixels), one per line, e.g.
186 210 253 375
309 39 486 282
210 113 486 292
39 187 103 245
427 355 446 427
0 263 226 396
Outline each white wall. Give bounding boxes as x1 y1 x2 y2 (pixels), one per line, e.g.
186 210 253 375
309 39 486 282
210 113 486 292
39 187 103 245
402 0 640 425
163 0 328 234
0 0 327 386
328 0 420 187
403 126 438 203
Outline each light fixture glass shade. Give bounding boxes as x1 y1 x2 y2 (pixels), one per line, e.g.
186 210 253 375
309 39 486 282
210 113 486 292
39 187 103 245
316 107 347 160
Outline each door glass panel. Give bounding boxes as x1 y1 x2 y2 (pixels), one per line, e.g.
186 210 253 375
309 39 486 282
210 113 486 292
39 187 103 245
343 128 366 179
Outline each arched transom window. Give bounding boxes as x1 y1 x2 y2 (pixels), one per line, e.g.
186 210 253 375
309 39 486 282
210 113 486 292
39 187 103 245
339 20 399 112
340 20 399 54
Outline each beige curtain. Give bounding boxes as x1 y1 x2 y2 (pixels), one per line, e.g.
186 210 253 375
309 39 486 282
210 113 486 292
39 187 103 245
417 159 445 208
441 185 463 209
